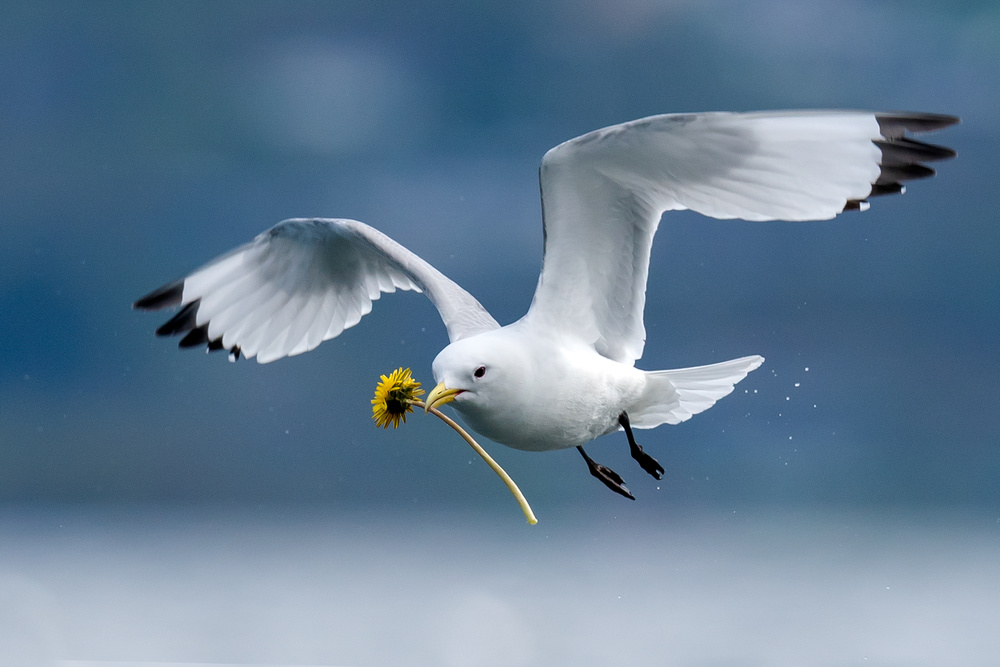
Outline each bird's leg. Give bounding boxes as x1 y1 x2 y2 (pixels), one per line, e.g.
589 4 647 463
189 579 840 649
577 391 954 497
577 446 634 500
619 412 664 480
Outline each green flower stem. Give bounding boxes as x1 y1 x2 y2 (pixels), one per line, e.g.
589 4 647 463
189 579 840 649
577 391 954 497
414 400 538 525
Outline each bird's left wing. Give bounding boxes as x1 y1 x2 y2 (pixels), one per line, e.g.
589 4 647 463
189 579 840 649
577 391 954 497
134 218 499 363
524 110 957 364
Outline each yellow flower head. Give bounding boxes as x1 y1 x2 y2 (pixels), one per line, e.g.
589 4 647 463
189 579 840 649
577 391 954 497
371 367 424 429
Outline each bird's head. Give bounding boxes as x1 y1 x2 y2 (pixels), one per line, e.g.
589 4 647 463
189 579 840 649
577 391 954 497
426 330 529 422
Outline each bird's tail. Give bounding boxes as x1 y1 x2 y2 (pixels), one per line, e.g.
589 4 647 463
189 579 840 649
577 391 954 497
628 355 764 428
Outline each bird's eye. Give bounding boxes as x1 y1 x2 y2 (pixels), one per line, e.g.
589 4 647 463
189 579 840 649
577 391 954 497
473 365 487 379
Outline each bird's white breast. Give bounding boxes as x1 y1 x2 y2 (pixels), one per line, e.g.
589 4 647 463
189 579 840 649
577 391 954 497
446 326 646 452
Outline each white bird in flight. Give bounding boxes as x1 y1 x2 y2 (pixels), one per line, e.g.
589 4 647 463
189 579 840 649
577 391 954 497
136 110 957 499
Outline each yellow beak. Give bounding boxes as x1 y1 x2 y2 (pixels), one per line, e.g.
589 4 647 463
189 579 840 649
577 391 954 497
425 382 463 413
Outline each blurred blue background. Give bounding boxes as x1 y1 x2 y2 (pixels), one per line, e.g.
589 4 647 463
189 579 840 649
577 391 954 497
1 1 998 665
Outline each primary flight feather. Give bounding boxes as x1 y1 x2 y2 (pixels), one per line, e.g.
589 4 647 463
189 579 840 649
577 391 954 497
135 110 957 498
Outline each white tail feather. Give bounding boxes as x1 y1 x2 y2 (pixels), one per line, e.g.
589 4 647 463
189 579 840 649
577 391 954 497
629 355 765 428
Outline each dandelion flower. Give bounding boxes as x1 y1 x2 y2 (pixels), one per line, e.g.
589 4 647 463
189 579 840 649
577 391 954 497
371 367 424 429
371 367 538 525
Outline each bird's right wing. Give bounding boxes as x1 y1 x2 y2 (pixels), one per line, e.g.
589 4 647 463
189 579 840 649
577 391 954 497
134 218 500 363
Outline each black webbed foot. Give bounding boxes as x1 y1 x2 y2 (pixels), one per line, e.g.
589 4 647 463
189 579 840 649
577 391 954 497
578 446 634 500
619 412 664 480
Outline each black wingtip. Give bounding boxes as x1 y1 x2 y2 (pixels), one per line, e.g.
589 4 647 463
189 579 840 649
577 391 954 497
876 112 960 138
869 182 905 198
876 163 935 184
849 113 958 214
154 300 200 337
136 280 244 360
134 281 184 311
178 323 211 348
207 338 242 362
875 137 957 164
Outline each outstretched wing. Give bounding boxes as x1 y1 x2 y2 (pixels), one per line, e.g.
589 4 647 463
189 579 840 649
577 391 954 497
524 110 958 365
134 218 499 363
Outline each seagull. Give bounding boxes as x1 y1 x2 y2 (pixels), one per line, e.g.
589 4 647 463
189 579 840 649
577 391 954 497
135 110 957 499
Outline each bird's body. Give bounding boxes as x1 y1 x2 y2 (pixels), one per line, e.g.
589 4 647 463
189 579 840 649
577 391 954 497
430 323 647 452
135 110 957 497
430 321 762 453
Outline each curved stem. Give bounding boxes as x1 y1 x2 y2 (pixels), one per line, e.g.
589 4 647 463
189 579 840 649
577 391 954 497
414 400 537 525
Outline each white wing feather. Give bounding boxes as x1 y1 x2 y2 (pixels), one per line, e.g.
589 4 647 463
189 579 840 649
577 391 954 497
630 355 766 428
524 110 956 365
135 218 499 363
